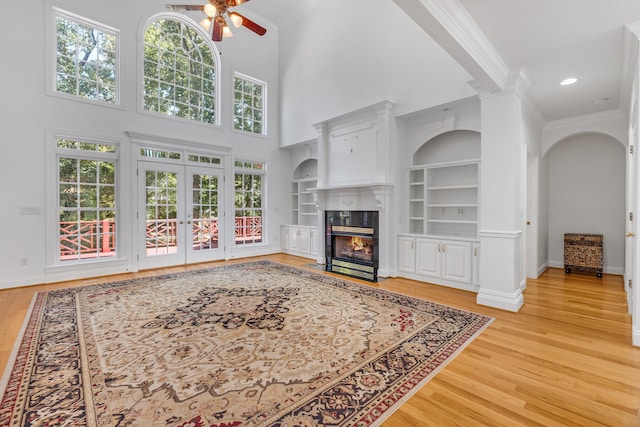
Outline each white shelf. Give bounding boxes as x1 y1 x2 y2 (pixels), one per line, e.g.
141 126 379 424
428 203 478 208
408 160 479 237
427 185 478 191
292 177 318 226
427 219 478 224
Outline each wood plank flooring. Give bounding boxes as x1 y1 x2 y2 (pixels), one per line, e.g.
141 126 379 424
1 254 639 426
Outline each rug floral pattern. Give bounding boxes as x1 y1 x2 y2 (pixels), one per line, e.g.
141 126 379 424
0 261 493 427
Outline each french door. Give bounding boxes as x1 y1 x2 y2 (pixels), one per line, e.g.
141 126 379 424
138 161 224 269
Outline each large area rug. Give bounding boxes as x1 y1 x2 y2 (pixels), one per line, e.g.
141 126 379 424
0 261 493 427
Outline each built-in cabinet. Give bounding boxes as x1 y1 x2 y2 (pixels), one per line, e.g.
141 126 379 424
409 160 479 237
398 235 478 291
399 126 481 290
290 159 318 227
291 178 318 226
283 158 320 259
472 243 480 286
281 225 319 259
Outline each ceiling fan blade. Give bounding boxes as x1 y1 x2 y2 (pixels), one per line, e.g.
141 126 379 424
165 4 204 11
229 12 266 36
212 18 223 42
226 0 249 6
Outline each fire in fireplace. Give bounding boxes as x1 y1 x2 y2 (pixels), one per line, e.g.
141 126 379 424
325 211 379 281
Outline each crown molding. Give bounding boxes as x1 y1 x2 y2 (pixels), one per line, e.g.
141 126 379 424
394 0 510 94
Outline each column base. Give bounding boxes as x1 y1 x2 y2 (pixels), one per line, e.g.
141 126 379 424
477 287 524 312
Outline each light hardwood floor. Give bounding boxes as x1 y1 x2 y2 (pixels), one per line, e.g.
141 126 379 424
1 254 639 426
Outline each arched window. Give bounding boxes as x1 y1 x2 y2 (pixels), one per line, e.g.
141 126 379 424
142 14 219 125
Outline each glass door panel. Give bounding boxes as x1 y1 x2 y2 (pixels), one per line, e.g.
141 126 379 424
187 167 224 263
138 162 225 269
139 162 185 269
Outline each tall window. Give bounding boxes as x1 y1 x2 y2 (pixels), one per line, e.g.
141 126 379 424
54 9 118 103
56 139 118 262
143 17 218 124
233 74 266 135
234 160 264 245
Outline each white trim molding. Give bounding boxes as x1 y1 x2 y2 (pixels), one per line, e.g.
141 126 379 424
477 287 524 312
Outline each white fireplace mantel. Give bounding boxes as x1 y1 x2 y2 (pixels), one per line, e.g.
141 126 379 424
312 100 395 189
310 183 393 213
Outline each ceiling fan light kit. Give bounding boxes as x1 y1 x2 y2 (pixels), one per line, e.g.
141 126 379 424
167 0 266 42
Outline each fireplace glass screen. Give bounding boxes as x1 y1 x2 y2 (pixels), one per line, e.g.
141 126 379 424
332 231 374 263
325 211 379 281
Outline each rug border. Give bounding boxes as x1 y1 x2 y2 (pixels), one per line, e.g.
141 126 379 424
0 293 39 399
369 315 494 427
0 261 496 426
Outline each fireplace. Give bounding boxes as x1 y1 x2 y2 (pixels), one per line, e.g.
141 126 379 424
325 210 379 281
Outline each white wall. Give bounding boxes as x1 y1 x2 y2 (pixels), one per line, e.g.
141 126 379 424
546 133 626 273
0 0 288 288
278 0 477 146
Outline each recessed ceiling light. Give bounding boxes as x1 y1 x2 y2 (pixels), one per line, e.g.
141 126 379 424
560 77 578 86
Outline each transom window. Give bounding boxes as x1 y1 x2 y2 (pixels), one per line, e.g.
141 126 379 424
143 17 218 125
54 9 119 103
56 138 118 262
234 160 265 245
233 73 266 135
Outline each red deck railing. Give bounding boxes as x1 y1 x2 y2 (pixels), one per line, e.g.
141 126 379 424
59 216 262 259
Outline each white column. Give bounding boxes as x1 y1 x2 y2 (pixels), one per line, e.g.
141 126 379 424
312 122 328 189
371 185 394 277
477 70 529 312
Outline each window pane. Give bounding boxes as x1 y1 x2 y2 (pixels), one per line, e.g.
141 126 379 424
143 18 217 125
233 75 265 135
57 139 117 262
55 14 118 103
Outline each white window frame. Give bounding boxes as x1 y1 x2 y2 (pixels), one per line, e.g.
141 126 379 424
139 13 221 127
234 160 266 246
233 72 267 136
47 7 122 107
45 131 128 271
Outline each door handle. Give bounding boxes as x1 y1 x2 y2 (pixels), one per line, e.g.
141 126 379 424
179 220 184 224
627 232 635 237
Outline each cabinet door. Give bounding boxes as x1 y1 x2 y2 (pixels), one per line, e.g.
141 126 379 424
398 236 416 273
290 228 310 253
416 238 441 277
442 240 472 283
310 228 319 256
472 243 480 285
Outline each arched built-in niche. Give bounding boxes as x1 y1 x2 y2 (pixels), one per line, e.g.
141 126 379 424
409 130 481 237
291 158 318 226
413 130 481 166
293 158 318 180
545 132 625 274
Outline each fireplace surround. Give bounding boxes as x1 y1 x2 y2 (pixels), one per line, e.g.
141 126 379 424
325 210 379 281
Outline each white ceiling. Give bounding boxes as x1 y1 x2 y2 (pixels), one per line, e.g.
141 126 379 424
237 0 640 122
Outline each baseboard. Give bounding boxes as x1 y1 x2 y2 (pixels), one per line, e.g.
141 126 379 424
476 288 524 312
0 274 47 291
548 260 623 275
396 271 479 293
537 262 549 277
633 328 640 347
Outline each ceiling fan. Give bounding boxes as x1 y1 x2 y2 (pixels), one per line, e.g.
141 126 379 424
166 0 266 42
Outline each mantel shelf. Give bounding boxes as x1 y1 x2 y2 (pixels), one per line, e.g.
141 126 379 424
313 182 394 191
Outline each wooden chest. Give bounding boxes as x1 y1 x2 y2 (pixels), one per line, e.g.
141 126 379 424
563 233 603 277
